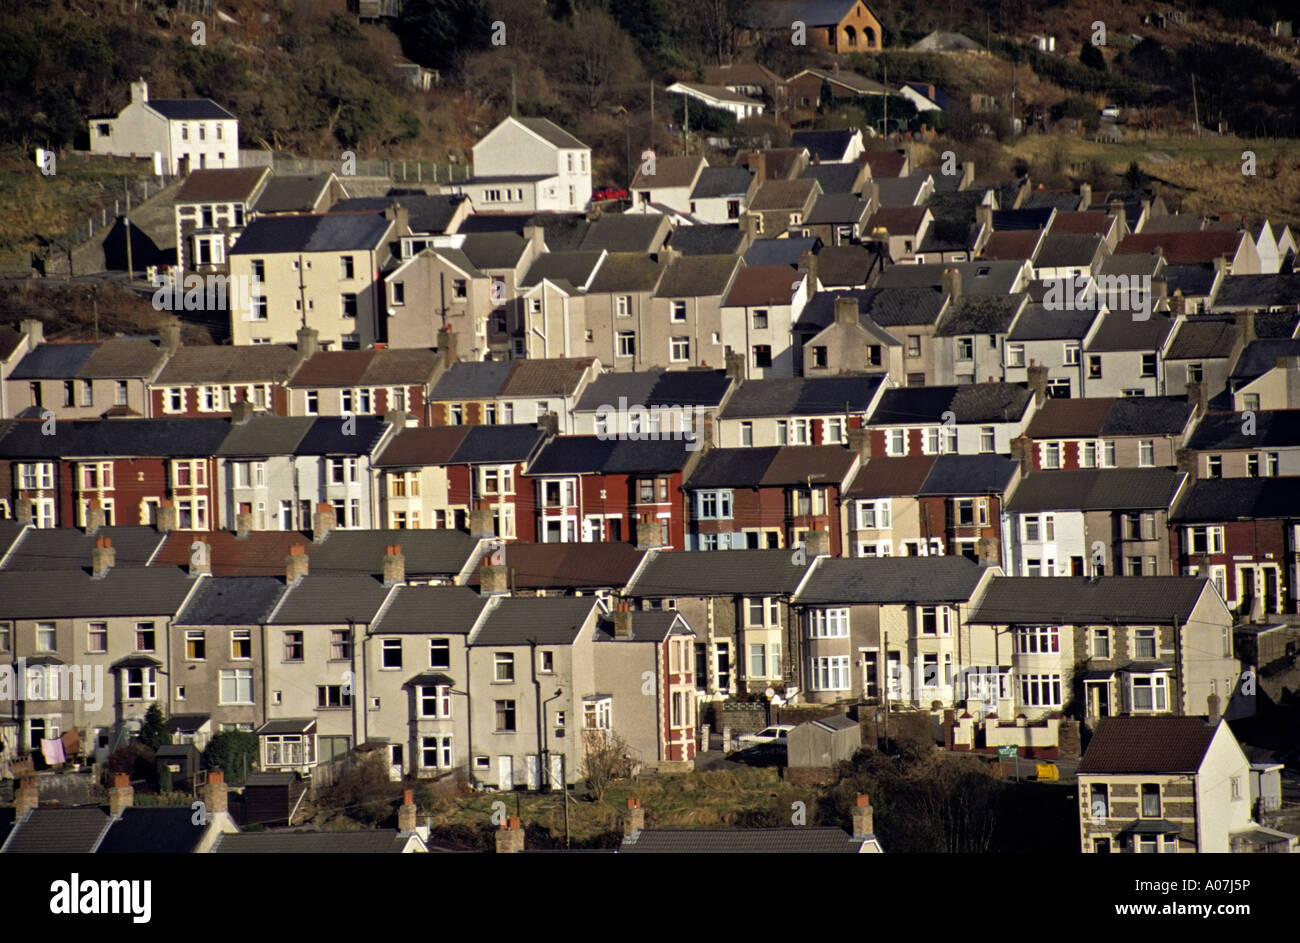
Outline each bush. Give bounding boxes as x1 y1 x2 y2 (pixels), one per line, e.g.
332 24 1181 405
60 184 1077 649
139 703 171 751
318 750 399 825
202 730 259 784
104 742 155 786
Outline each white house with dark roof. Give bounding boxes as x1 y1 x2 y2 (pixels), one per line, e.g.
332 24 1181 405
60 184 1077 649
665 83 765 120
459 117 591 213
89 79 238 175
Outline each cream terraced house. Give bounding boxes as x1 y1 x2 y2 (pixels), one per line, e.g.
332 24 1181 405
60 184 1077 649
228 210 406 349
456 116 592 213
89 79 238 176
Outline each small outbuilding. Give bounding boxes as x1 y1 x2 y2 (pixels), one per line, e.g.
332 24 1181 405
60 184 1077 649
787 714 862 768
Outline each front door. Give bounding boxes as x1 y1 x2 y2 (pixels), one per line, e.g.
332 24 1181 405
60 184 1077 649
525 754 541 790
389 744 404 781
1085 681 1111 721
497 754 513 790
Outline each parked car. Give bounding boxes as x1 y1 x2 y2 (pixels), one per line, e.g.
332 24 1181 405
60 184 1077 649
592 185 628 202
736 725 795 747
1099 106 1120 119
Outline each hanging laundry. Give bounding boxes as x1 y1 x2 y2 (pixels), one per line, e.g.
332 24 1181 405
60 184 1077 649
41 737 66 766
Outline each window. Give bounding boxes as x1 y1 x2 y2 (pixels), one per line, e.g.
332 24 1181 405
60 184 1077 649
18 462 54 490
857 500 891 529
1184 526 1223 555
318 685 351 708
1131 674 1168 712
1140 783 1161 818
1019 673 1062 706
305 390 318 415
887 429 906 456
745 597 780 626
1043 442 1061 469
420 685 452 719
171 460 206 488
135 622 156 652
739 421 753 447
1246 453 1260 477
1081 440 1097 468
496 700 521 732
539 650 554 673
617 332 636 358
1133 627 1157 660
164 388 184 413
920 606 950 635
1206 455 1222 479
219 668 253 704
283 631 304 661
1016 626 1059 653
616 295 632 317
113 380 126 407
749 643 767 677
1092 627 1110 659
671 300 687 322
79 380 93 407
954 498 987 527
0 623 9 652
185 630 206 660
808 608 849 638
583 697 612 730
79 462 114 491
87 623 107 654
1266 452 1279 476
670 336 690 362
811 656 850 691
1024 515 1041 542
1088 355 1102 379
422 735 453 768
124 667 158 701
231 629 252 659
1090 783 1109 819
452 279 467 300
956 337 974 361
1101 440 1116 468
1064 342 1080 365
495 652 515 682
1139 440 1154 467
1140 353 1157 378
907 335 921 358
428 638 450 669
1006 343 1025 367
752 309 768 330
979 427 995 453
331 630 352 660
752 345 772 368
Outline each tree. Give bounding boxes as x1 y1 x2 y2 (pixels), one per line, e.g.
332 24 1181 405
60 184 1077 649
1080 41 1106 72
396 0 493 73
561 8 643 111
582 730 632 801
139 703 171 751
202 730 259 784
1124 161 1146 190
319 749 397 825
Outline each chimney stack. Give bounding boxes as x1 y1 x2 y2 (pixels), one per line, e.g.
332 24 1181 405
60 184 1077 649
469 508 495 539
852 793 874 838
635 518 663 550
312 502 337 542
523 224 546 257
803 529 831 558
495 816 525 853
1175 448 1198 480
975 205 993 233
847 424 871 459
1078 182 1092 210
1186 380 1206 416
942 267 962 301
748 151 767 181
235 511 253 538
437 324 459 365
200 770 228 815
724 351 745 382
833 296 859 326
85 497 106 536
961 160 975 189
976 536 1000 565
797 250 818 289
156 499 177 533
296 326 320 359
20 318 44 346
108 773 134 815
1243 311 1256 344
159 320 182 355
285 544 309 583
614 601 633 639
15 777 38 817
1026 364 1048 406
189 537 211 576
1010 434 1033 475
623 796 645 837
383 544 406 585
536 412 559 437
479 562 509 596
398 788 418 832
230 399 255 424
92 535 115 578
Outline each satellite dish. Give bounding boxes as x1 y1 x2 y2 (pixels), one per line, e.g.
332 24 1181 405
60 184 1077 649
764 687 775 699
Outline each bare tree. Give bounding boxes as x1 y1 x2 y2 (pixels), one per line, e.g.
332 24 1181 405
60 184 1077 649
581 729 632 801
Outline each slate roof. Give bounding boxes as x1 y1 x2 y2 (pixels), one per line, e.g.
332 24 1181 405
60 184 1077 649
992 208 1054 231
0 525 166 571
452 424 548 464
654 254 740 297
1186 410 1300 449
1003 303 1097 340
844 455 935 498
149 98 236 120
1102 396 1194 435
1098 252 1163 279
747 0 860 27
1035 234 1104 269
968 576 1209 624
799 163 863 195
1049 211 1114 236
805 194 870 225
308 529 479 578
213 831 416 853
937 294 1026 335
1162 264 1219 298
575 369 732 412
872 176 927 207
1078 717 1219 775
526 435 692 475
628 548 812 597
595 610 685 642
288 349 439 388
470 596 598 645
516 116 587 149
813 245 882 288
588 253 665 292
96 807 209 854
231 213 392 255
465 542 646 590
11 338 164 380
165 713 211 734
743 237 821 267
499 357 594 397
748 179 818 211
789 129 858 162
861 149 907 177
252 175 334 214
919 454 1019 495
580 216 667 254
372 585 487 634
723 265 804 306
0 417 229 458
1164 318 1238 360
293 416 390 456
1085 310 1176 352
428 360 515 400
1006 469 1185 512
176 577 287 625
796 555 987 604
666 225 747 256
667 82 761 106
1021 190 1082 212
1116 230 1243 265
2 808 112 853
269 573 392 624
760 444 857 485
630 155 705 190
520 251 605 289
874 261 1024 296
686 445 779 488
719 374 885 418
1212 274 1300 310
150 531 312 578
870 384 1032 425
0 567 197 618
372 426 468 467
1171 477 1300 521
1230 339 1300 382
216 415 316 456
332 193 465 234
459 232 528 270
155 344 301 384
621 826 867 853
1025 397 1115 437
174 167 268 203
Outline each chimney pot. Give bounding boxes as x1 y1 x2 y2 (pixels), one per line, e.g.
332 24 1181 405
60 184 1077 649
398 789 418 832
108 774 134 815
15 778 39 817
383 544 406 585
286 544 310 583
312 502 337 542
156 499 177 533
92 535 116 577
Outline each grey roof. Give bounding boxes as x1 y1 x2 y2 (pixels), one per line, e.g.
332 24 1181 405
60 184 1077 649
992 208 1055 231
372 585 487 634
575 369 732 412
1035 233 1104 269
1164 317 1239 360
0 525 166 572
332 193 465 234
309 529 479 578
1100 396 1194 435
743 236 821 267
799 163 864 194
1212 274 1300 310
937 294 1026 336
254 721 315 736
459 232 528 270
595 610 685 642
516 116 587 149
1230 339 1300 382
666 225 746 256
874 261 1025 296
213 830 415 854
805 194 870 225
1162 264 1218 298
97 806 208 854
2 808 112 854
1099 252 1163 278
451 424 547 464
690 166 755 199
526 435 692 475
919 454 1019 494
520 250 604 289
154 344 302 384
269 574 392 624
165 713 211 734
870 384 1032 425
797 287 946 329
1021 190 1083 212
580 216 666 253
789 129 859 161
9 342 96 378
176 577 287 625
873 176 927 207
621 826 866 853
629 548 812 597
655 254 741 297
796 556 987 604
216 415 316 456
1085 310 1176 352
719 374 885 418
587 253 665 292
0 567 197 618
1005 469 1185 513
293 416 389 456
747 0 859 27
1170 476 1300 522
812 714 860 731
1186 410 1300 449
968 576 1209 624
149 98 235 120
1007 302 1099 341
231 213 392 255
253 175 333 214
428 360 514 400
470 596 598 645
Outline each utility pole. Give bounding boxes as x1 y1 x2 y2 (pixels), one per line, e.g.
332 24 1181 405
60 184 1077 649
92 292 99 341
511 69 518 117
649 81 654 151
1191 74 1201 137
882 62 888 137
124 181 134 282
